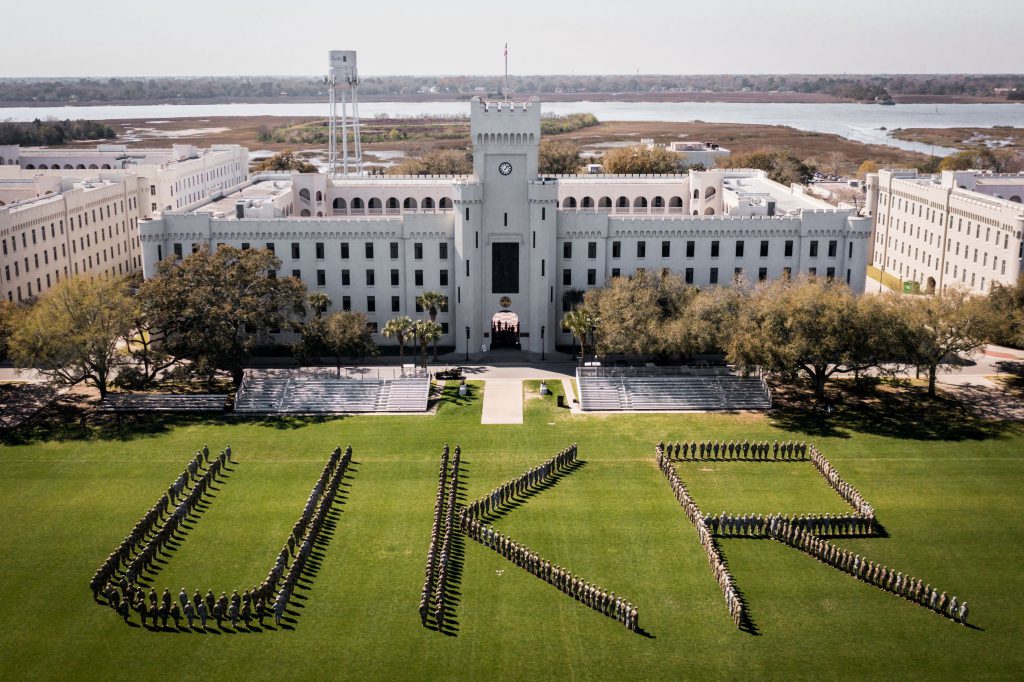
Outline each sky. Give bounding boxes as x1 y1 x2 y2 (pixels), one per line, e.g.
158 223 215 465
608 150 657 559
2 0 1023 77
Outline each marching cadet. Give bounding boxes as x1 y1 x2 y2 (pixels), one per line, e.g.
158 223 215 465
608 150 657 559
170 602 181 629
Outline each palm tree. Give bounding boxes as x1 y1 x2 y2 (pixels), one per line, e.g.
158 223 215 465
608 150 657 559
562 308 594 366
307 292 332 318
413 319 443 369
381 315 414 368
417 290 448 360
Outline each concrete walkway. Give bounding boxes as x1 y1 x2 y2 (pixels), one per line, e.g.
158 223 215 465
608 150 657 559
480 379 524 425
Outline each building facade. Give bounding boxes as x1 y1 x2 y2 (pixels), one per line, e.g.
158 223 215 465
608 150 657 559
139 97 871 356
1 172 149 302
866 169 1024 294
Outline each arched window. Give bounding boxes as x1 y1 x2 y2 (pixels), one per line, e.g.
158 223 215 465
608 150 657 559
75 164 85 169
386 197 399 213
299 188 311 201
669 196 683 208
693 189 700 199
333 197 347 211
633 196 648 208
616 196 629 208
351 197 365 211
63 164 73 170
704 186 717 200
439 197 453 209
581 196 594 208
368 197 382 209
315 191 323 202
652 196 665 208
300 209 311 216
88 164 98 169
101 164 111 170
25 164 35 169
403 197 418 211
422 197 435 209
564 197 577 208
598 196 612 210
1010 195 1022 203
316 211 323 217
704 207 715 215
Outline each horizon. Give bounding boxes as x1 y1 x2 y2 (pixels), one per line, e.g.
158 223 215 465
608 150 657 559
3 72 1024 80
2 0 1023 78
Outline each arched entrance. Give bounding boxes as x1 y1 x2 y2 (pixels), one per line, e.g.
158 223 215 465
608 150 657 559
491 311 520 350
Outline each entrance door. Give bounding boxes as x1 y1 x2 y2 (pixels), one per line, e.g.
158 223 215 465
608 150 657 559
491 311 520 350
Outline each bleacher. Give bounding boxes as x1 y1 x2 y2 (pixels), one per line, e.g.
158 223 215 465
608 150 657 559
234 374 430 414
100 394 228 413
577 369 771 412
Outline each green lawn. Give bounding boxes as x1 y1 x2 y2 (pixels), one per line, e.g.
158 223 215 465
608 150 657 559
0 382 1021 680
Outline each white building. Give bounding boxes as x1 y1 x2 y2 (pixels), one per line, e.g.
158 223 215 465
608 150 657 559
138 97 871 356
0 144 248 215
1 172 149 302
866 169 1024 294
663 140 731 169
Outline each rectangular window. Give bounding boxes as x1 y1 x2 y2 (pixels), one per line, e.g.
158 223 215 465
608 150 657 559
563 242 572 259
291 242 300 259
686 241 695 258
542 207 546 221
848 242 854 258
391 296 401 312
439 269 449 286
637 241 646 258
342 295 351 311
826 266 836 281
415 270 424 287
366 269 375 286
390 242 399 259
316 269 326 286
173 243 182 259
612 241 621 258
809 241 819 258
290 269 300 280
611 268 620 278
828 240 837 258
760 240 769 258
491 242 519 294
562 269 572 286
782 266 792 280
241 242 250 251
587 269 596 286
758 267 767 282
341 269 350 286
367 296 375 312
735 240 745 258
711 241 720 258
504 212 508 227
365 242 374 259
661 241 671 258
391 269 400 286
709 267 719 284
441 323 449 334
414 242 423 260
684 267 694 284
439 243 448 260
588 242 597 259
315 242 325 259
266 242 275 253
541 260 545 277
784 240 793 258
808 267 817 276
465 207 470 221
733 267 743 283
340 242 350 259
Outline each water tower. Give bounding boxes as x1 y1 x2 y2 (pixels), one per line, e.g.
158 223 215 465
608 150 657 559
327 50 363 175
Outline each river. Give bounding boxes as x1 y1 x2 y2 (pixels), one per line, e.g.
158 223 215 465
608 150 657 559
3 101 1023 156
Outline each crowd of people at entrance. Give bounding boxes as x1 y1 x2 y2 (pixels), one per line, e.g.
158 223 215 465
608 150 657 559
490 320 520 350
457 445 640 631
91 444 352 631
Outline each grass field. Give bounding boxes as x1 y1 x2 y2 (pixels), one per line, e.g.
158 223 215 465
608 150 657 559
0 381 1021 680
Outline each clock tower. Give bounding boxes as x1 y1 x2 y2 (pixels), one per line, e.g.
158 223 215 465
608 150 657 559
454 97 554 356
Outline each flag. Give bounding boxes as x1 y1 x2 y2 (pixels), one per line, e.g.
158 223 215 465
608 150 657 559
504 43 508 58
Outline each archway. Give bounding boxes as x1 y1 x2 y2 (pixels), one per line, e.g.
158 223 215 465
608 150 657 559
925 276 936 295
491 310 520 350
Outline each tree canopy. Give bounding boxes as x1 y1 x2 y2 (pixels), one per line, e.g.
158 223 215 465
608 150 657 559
138 246 305 386
538 140 583 175
251 150 318 173
390 149 472 176
600 145 681 174
716 149 817 186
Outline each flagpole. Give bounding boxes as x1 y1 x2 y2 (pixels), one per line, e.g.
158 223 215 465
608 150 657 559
504 43 508 100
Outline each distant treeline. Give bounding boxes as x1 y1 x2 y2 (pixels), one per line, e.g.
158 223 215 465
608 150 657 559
0 119 116 145
1 74 1022 104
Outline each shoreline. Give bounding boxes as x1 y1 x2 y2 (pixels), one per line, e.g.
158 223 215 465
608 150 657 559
0 92 1017 108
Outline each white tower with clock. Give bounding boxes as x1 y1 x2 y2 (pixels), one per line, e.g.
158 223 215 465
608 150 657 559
454 97 556 355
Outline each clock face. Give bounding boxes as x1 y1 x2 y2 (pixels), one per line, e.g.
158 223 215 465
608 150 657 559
498 161 513 176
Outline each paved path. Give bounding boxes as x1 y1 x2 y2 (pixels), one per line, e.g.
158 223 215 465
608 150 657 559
480 379 524 425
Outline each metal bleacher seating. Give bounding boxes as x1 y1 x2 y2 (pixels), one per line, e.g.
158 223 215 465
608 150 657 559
577 367 771 412
233 372 430 414
100 393 228 413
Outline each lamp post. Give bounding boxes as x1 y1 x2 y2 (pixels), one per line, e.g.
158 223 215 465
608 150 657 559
541 325 545 361
465 326 470 362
